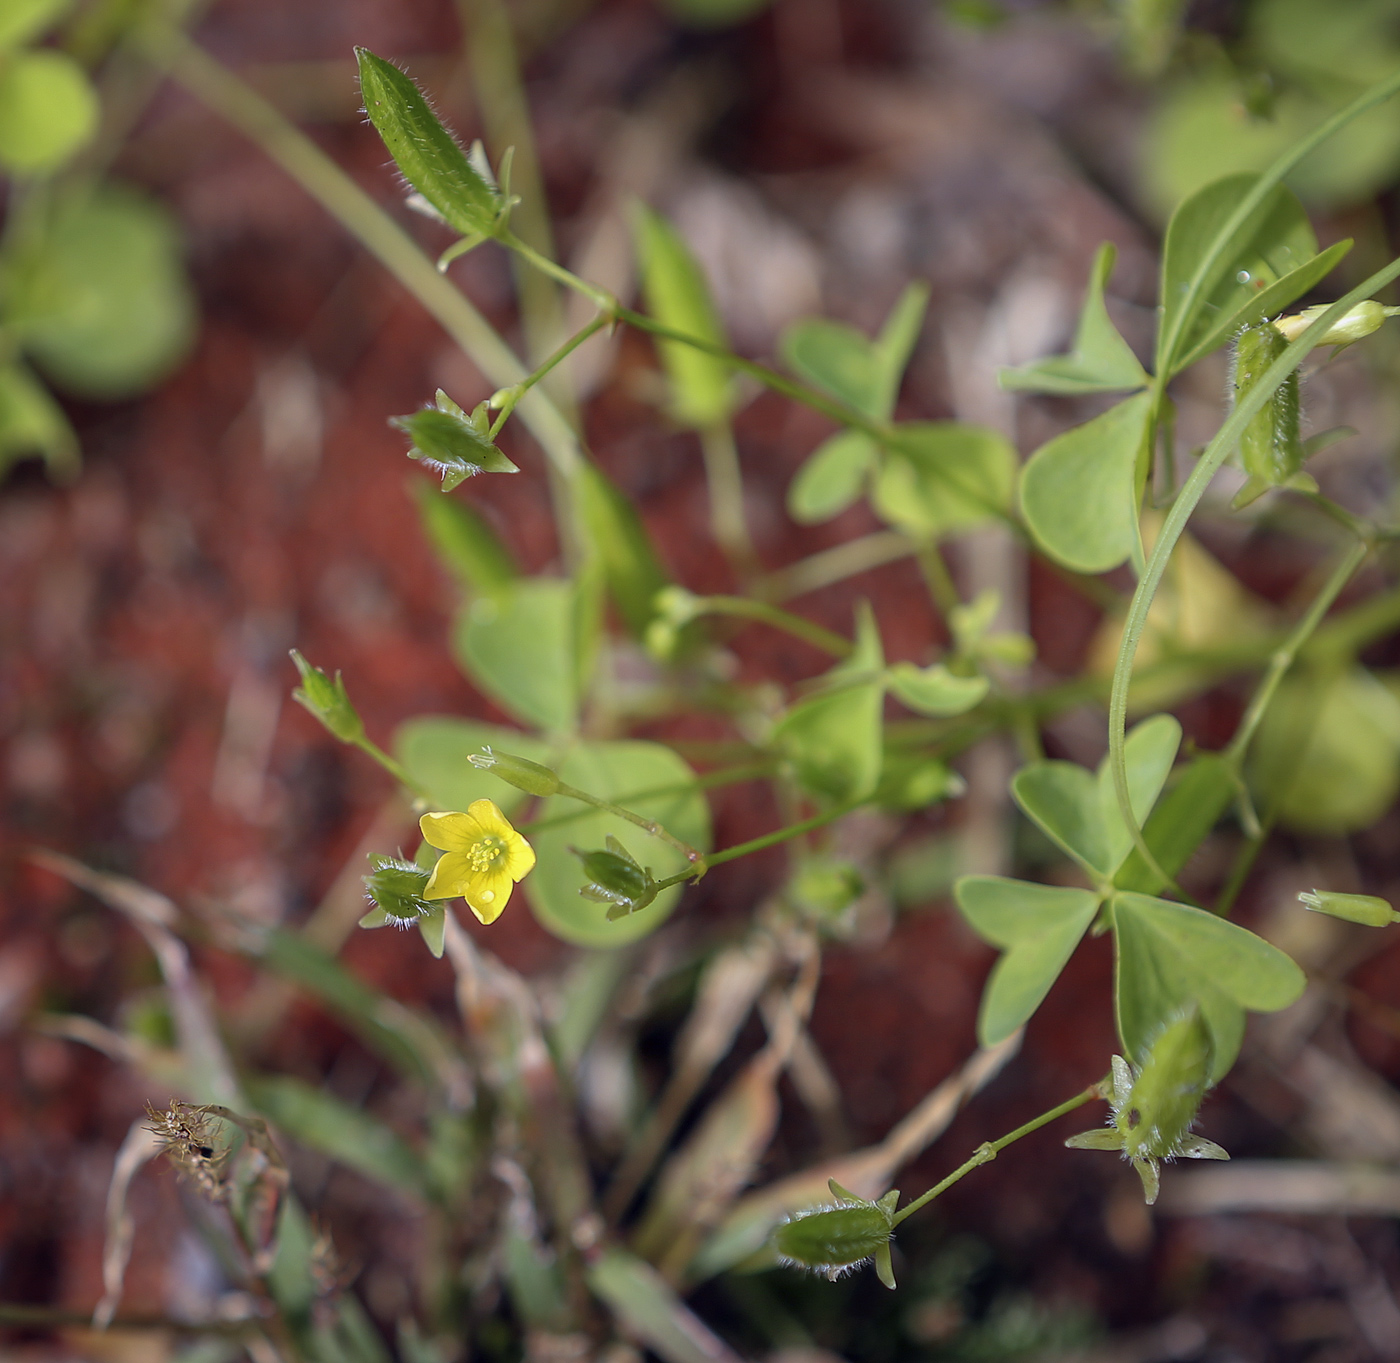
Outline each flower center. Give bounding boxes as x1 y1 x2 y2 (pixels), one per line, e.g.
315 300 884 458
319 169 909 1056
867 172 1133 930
469 836 504 873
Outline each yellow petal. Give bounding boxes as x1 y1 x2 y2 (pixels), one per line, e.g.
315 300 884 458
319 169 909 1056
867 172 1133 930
423 850 474 900
466 798 515 838
464 867 515 925
503 831 536 881
420 810 487 853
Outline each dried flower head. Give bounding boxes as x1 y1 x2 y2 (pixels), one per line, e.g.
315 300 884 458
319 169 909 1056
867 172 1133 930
145 1100 230 1202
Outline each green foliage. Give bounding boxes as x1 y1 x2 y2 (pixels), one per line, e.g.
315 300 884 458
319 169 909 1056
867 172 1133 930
783 285 926 522
577 462 674 637
355 48 503 239
871 422 1016 539
999 243 1147 395
454 578 584 733
4 183 196 399
633 202 733 428
0 360 75 479
526 740 710 946
887 662 988 717
396 717 551 814
773 603 885 803
1230 319 1306 507
0 48 97 174
1018 392 1152 574
412 478 518 599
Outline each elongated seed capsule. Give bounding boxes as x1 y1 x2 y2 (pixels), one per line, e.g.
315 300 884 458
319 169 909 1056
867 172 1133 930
1298 889 1399 927
1232 319 1304 491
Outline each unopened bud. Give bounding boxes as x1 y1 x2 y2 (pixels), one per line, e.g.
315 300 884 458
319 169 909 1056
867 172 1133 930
469 746 560 797
1273 300 1389 348
290 650 364 743
1298 889 1398 927
653 585 701 625
361 855 432 927
773 1180 898 1289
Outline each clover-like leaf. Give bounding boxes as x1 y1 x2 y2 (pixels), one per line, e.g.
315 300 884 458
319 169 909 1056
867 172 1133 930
887 662 988 717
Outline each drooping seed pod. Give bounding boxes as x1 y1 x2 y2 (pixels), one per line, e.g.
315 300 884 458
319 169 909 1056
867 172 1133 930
773 1180 898 1288
1230 319 1304 507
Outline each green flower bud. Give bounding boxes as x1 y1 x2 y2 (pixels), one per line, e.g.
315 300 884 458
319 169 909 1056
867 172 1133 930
773 1181 897 1289
790 859 864 919
390 390 519 491
361 855 433 927
1274 300 1388 349
644 617 680 662
574 837 657 919
468 746 560 797
290 650 364 743
653 584 701 625
1298 889 1398 927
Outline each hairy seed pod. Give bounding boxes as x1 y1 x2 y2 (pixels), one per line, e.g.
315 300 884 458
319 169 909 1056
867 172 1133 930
1112 1008 1214 1165
1232 319 1304 493
774 1204 892 1280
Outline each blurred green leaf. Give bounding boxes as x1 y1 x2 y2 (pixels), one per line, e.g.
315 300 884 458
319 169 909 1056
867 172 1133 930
411 478 518 599
9 183 195 398
0 0 70 51
355 48 501 238
0 360 76 479
578 462 672 637
956 877 1101 1045
1250 666 1400 834
587 1249 738 1363
787 430 876 524
872 421 1016 539
244 1074 425 1197
773 602 885 803
1019 391 1152 573
887 662 988 717
1112 891 1305 1080
454 578 579 733
633 202 732 428
999 243 1148 395
1155 174 1317 376
526 741 711 947
0 49 97 174
395 717 551 815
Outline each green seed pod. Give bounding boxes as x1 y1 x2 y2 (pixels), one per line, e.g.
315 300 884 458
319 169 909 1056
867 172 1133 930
1232 319 1303 497
1298 889 1398 927
362 855 433 927
355 49 502 239
773 1181 896 1286
391 391 518 491
290 650 364 744
469 746 560 798
573 837 656 919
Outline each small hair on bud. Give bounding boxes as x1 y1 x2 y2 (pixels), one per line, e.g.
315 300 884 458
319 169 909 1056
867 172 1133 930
772 1196 896 1287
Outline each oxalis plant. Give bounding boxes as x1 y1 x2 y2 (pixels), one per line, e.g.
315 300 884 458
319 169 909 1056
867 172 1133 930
35 30 1400 1361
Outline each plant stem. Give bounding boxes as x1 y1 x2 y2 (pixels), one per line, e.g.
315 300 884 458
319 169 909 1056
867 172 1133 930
552 781 707 869
915 538 961 617
352 735 430 803
1224 538 1370 767
700 419 759 582
757 531 916 602
889 1082 1101 1228
488 311 612 439
693 595 854 657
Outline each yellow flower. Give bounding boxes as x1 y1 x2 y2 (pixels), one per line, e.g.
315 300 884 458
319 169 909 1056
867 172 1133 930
419 799 536 925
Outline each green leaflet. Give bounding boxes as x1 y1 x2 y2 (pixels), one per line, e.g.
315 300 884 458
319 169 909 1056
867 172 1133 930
1155 174 1318 377
872 421 1016 539
577 463 673 638
412 479 518 600
0 47 97 174
999 242 1148 395
1011 713 1182 880
395 717 551 816
355 48 502 238
1019 391 1152 574
773 602 885 803
633 203 733 428
1112 892 1305 1080
955 877 1102 1046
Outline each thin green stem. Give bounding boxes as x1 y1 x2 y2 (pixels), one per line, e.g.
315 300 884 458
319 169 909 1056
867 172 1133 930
552 781 706 869
352 736 430 803
915 538 961 617
889 1083 1101 1228
756 531 916 603
1224 539 1370 767
700 420 759 582
488 311 612 439
693 595 854 657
